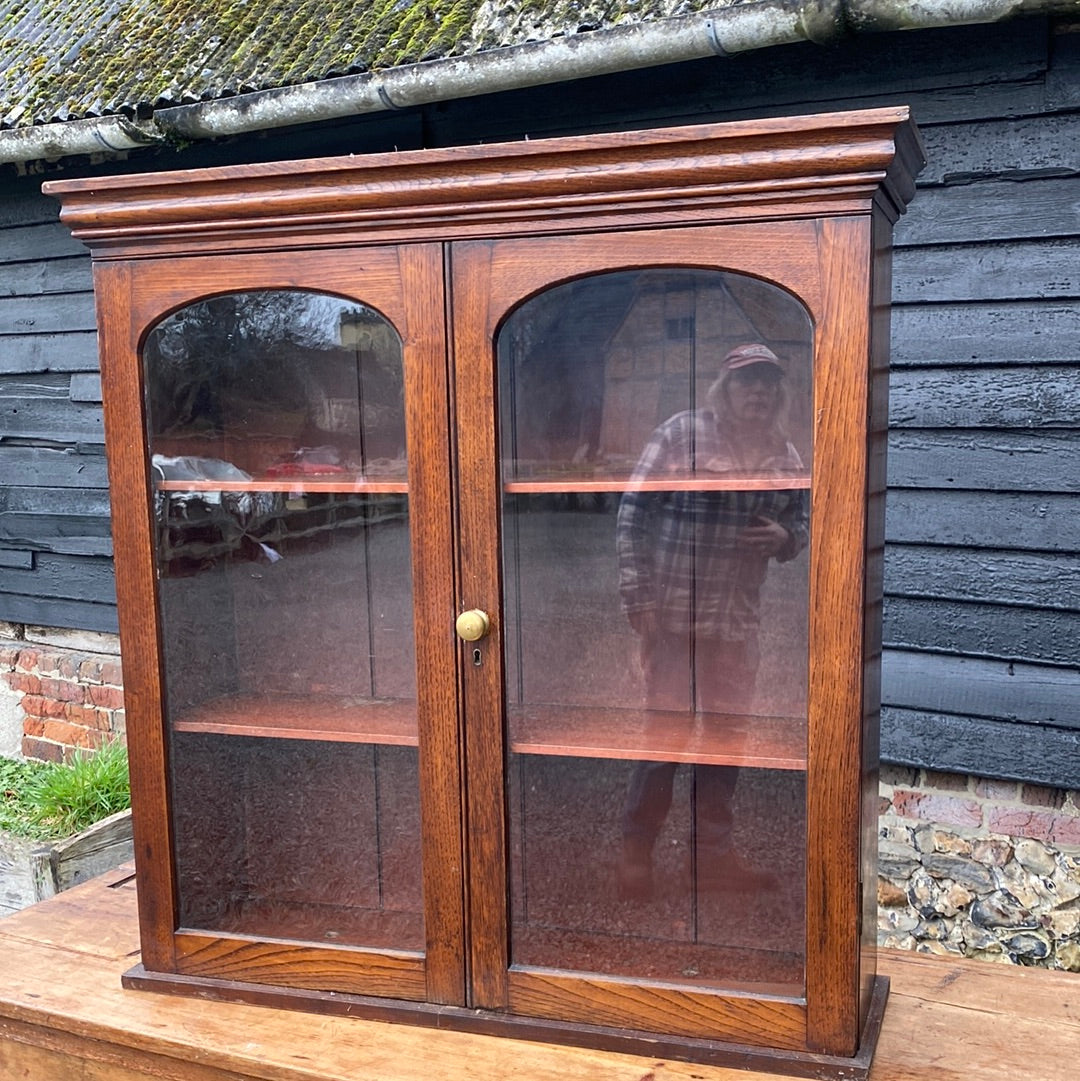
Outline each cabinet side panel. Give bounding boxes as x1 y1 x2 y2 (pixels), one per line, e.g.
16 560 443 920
860 208 894 1028
804 217 873 1055
93 261 177 972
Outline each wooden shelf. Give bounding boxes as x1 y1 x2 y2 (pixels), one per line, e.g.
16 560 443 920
156 478 408 494
503 474 811 494
172 695 804 770
172 694 419 744
156 475 809 496
508 704 805 770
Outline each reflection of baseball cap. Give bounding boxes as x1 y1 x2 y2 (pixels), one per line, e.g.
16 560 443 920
721 343 783 371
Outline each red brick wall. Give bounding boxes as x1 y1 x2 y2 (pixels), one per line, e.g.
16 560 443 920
882 766 1080 849
0 632 125 763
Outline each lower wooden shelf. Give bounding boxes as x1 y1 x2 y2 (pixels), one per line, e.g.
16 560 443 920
509 704 804 769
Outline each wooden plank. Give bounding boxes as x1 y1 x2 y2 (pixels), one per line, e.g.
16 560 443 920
0 222 87 262
0 486 112 556
1048 27 1080 109
0 390 104 442
0 290 97 334
0 446 109 489
884 596 1078 667
509 703 805 769
172 932 428 1001
1 868 1080 1081
0 255 93 297
886 430 1079 493
882 648 1079 729
896 176 1080 246
0 181 68 228
0 865 139 958
0 591 117 632
157 477 407 494
70 372 103 402
916 113 1080 184
884 544 1078 610
890 301 1080 366
506 969 805 1049
882 706 1080 789
0 549 32 569
0 551 116 603
893 239 1079 303
884 490 1074 552
172 693 418 744
34 809 133 897
889 366 1078 429
0 371 72 396
0 331 99 374
503 475 811 493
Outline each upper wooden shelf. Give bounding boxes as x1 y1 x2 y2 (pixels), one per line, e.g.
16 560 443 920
170 694 804 770
155 474 810 497
156 477 408 494
503 474 811 494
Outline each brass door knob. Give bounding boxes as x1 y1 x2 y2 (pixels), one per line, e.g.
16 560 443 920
455 609 491 642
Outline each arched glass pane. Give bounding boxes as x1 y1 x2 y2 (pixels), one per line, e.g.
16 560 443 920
499 269 811 993
143 290 421 951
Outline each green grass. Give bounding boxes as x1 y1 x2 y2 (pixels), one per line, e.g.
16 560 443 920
0 742 130 841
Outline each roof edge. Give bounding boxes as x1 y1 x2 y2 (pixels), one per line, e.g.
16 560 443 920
6 0 1077 168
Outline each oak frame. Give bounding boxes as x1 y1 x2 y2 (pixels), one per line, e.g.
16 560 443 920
44 107 923 1079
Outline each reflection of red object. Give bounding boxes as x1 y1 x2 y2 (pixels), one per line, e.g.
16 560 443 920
264 461 348 477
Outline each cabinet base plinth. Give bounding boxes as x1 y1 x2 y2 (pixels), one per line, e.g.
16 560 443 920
123 964 888 1081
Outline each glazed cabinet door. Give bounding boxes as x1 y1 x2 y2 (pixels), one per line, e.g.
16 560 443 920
452 219 872 1052
96 246 465 1004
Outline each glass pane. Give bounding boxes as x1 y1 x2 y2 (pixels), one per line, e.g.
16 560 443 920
499 269 811 993
144 290 422 951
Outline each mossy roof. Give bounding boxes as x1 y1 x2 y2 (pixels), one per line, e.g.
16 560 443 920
0 0 739 129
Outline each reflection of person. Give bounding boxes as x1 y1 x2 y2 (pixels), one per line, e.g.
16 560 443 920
615 343 809 899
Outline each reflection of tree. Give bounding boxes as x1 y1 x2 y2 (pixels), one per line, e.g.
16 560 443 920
144 291 405 465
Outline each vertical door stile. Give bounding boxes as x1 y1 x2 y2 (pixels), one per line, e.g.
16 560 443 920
449 240 512 1009
400 243 468 1004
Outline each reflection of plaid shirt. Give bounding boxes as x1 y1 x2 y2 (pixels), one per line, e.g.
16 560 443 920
616 410 809 640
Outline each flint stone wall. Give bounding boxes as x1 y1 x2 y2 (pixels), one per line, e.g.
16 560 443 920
878 766 1080 970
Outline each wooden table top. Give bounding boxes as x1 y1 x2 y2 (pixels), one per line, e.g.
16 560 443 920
1 863 1076 1081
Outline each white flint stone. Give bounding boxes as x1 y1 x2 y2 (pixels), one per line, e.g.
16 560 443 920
1014 838 1058 877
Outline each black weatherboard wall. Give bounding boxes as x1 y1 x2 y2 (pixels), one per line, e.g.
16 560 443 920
0 18 1077 788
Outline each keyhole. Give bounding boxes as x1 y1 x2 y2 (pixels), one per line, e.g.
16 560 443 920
472 647 482 667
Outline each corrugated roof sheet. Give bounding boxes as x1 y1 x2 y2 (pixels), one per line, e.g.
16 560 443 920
0 0 733 129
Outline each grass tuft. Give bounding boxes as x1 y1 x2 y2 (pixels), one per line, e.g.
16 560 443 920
0 742 130 840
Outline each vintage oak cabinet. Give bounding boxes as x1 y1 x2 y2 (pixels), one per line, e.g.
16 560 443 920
45 108 923 1078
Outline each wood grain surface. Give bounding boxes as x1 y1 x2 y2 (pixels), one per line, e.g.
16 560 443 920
0 867 1077 1081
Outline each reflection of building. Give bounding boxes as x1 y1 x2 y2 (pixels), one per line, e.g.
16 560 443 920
500 272 813 477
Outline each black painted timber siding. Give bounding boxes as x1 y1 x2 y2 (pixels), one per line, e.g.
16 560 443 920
0 18 1076 785
0 182 113 632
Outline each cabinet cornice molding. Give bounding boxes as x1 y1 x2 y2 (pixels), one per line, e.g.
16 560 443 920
45 108 923 257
